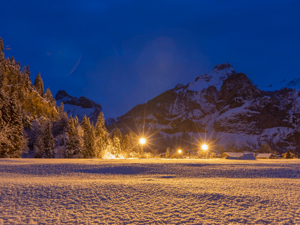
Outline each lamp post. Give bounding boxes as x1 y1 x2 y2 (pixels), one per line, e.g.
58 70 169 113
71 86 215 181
202 144 208 159
140 138 146 156
178 149 182 158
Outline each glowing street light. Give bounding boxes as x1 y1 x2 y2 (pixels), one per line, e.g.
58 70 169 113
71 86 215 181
140 138 146 145
139 138 146 157
178 149 182 154
202 144 208 151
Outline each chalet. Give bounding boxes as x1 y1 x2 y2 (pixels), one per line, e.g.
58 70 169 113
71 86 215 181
256 153 273 159
222 152 243 159
282 152 296 159
222 152 256 160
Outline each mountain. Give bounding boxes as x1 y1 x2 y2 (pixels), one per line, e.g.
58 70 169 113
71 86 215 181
112 63 300 153
55 90 102 124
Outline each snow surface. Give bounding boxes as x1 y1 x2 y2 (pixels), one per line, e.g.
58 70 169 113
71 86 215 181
1 159 300 224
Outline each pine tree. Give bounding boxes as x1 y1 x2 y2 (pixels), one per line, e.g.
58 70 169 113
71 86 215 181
286 150 292 159
52 109 69 137
111 128 122 157
8 95 23 157
81 115 96 158
43 120 54 158
95 112 107 158
0 38 3 52
33 72 44 96
165 147 170 158
65 116 82 158
0 91 23 157
0 89 11 157
44 88 55 105
0 38 4 89
74 116 79 127
34 126 44 158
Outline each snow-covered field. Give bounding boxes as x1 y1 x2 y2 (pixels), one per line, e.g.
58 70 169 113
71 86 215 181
1 159 300 224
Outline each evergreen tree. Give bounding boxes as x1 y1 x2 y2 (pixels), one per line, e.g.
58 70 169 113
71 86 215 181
43 120 54 158
0 38 4 89
81 115 96 158
59 102 64 115
165 147 170 158
8 95 23 157
0 37 3 52
0 92 23 157
111 128 122 157
95 112 107 158
52 110 69 137
286 150 292 159
0 89 10 156
74 116 79 127
34 126 44 158
33 72 44 96
65 116 82 158
44 88 56 105
122 130 136 157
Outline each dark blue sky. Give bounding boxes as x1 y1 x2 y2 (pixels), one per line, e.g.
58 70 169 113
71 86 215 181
1 0 300 118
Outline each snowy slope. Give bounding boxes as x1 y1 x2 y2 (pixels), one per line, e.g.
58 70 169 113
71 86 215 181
55 90 102 124
1 158 300 224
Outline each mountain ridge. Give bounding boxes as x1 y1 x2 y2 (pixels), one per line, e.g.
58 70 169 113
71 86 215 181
111 63 300 153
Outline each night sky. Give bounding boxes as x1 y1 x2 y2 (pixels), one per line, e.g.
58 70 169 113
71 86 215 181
1 0 299 118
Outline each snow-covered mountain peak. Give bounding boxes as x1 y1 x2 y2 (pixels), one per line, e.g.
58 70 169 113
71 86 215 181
187 63 236 92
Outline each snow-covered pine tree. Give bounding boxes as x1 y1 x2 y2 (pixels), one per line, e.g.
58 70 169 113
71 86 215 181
0 90 24 158
34 125 44 158
44 88 56 106
0 38 4 89
95 112 108 158
65 116 82 158
7 95 23 157
52 109 69 137
74 116 79 127
121 130 134 157
111 128 122 157
81 115 96 158
43 120 54 158
33 72 44 96
165 147 170 158
0 90 12 157
0 38 3 52
59 102 64 115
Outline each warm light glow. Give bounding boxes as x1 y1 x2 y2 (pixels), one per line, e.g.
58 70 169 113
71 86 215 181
178 149 182 154
202 144 208 151
140 138 146 145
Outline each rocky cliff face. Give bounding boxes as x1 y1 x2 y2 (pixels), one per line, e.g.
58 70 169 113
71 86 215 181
55 90 102 124
112 63 300 152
